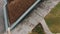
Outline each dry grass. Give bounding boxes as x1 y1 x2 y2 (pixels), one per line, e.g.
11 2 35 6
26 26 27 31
45 2 60 33
29 23 45 34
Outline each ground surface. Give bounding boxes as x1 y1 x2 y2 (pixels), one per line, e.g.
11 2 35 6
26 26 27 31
0 0 60 34
0 0 5 34
30 23 45 34
45 2 60 33
9 0 59 34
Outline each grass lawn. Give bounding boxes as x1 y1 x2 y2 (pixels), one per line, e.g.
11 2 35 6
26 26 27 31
44 2 60 33
29 23 45 34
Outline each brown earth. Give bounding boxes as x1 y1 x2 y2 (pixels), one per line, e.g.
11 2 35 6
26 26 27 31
7 0 36 25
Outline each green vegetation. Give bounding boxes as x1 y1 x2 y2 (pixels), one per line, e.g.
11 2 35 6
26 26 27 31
29 23 45 34
45 2 60 33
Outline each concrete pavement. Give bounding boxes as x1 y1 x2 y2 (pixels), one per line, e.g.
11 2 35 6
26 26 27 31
1 0 60 34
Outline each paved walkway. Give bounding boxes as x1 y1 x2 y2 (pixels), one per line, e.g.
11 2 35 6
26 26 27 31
28 13 52 34
0 0 60 34
34 0 60 34
0 0 5 34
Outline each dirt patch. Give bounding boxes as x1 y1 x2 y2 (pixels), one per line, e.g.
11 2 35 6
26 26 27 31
7 0 36 25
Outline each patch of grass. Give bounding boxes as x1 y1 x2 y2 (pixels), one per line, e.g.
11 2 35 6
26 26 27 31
29 23 45 34
45 2 60 33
